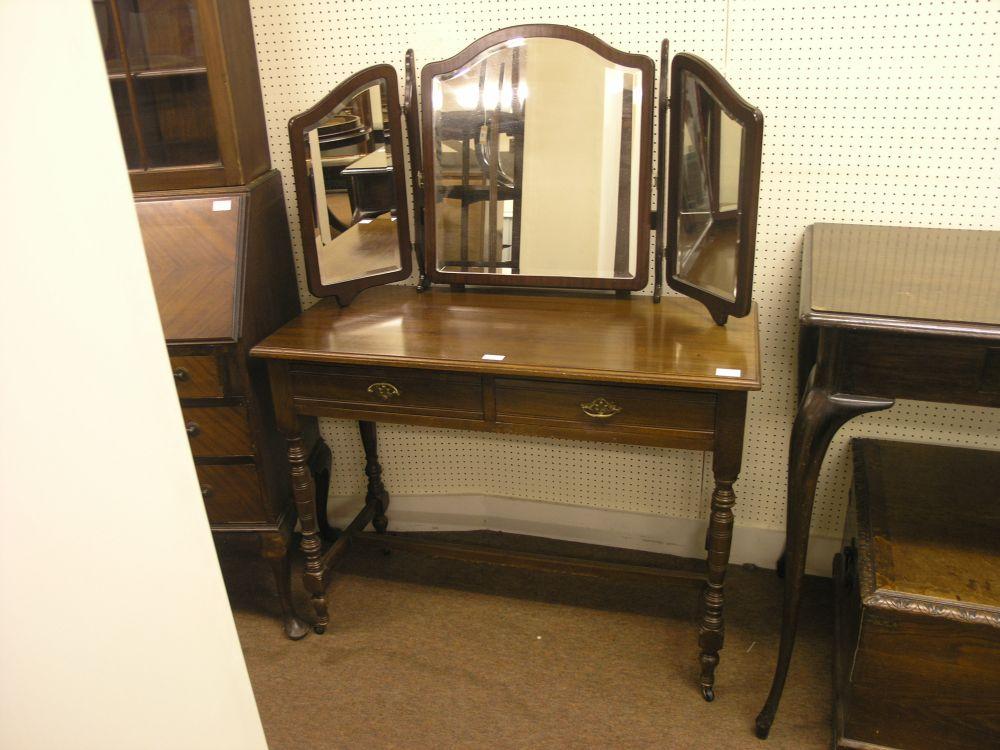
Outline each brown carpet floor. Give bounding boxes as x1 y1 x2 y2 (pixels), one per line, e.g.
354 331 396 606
219 531 833 749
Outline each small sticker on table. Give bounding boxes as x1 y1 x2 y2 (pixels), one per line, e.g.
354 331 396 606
715 367 742 378
482 354 506 361
212 199 232 212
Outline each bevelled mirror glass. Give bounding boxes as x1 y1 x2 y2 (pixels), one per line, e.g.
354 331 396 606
664 53 762 325
422 27 654 290
289 65 411 304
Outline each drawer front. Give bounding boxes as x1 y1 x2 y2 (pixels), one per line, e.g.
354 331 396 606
495 379 716 433
195 464 267 524
182 406 253 457
290 364 483 419
170 355 223 398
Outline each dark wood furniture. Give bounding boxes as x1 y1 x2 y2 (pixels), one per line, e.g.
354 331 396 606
92 0 269 192
136 170 328 639
291 25 762 322
834 439 1000 749
756 223 1000 738
251 285 761 699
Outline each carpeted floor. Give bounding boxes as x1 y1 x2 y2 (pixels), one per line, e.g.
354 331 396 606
219 531 833 749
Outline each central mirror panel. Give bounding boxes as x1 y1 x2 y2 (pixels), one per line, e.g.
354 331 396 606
423 27 653 289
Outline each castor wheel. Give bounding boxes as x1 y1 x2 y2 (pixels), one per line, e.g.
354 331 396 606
775 553 786 579
701 686 715 702
313 625 326 635
754 720 771 740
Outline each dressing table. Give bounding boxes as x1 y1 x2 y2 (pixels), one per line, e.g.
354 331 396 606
254 25 765 701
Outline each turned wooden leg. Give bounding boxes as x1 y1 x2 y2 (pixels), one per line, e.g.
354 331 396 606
259 531 308 640
287 434 329 634
699 477 736 702
308 439 336 541
755 377 891 738
699 391 747 702
359 420 390 533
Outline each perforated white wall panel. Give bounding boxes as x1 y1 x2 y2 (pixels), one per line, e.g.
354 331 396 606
248 0 1000 538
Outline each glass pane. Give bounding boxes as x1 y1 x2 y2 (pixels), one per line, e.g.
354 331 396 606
430 37 644 279
673 71 744 302
301 81 402 286
111 79 142 168
116 0 205 73
93 1 125 74
135 73 219 167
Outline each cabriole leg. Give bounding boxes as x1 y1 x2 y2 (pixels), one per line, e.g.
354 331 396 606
259 531 308 640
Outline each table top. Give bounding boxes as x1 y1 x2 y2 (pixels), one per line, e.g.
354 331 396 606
341 147 391 175
252 286 761 391
801 223 1000 338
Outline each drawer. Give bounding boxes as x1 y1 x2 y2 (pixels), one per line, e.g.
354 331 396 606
290 364 483 419
170 355 223 398
195 464 267 524
494 378 716 434
182 406 253 457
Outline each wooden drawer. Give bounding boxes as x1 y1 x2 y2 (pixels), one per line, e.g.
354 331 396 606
195 464 268 524
290 364 483 419
170 355 223 398
494 378 716 440
182 405 253 457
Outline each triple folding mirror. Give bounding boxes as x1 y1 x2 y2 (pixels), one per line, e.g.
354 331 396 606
289 25 762 323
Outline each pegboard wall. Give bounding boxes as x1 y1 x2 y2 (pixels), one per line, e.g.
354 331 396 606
248 0 1000 538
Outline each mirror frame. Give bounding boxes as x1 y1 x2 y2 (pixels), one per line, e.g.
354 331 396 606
664 53 762 325
288 64 412 304
420 24 655 291
404 49 428 290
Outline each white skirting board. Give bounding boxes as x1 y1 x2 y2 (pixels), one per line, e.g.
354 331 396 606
326 494 841 577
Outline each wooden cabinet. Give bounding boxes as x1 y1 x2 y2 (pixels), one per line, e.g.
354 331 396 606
136 170 329 639
92 0 270 191
834 439 1000 749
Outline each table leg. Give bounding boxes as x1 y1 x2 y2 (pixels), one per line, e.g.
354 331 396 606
259 530 309 640
755 376 891 738
287 433 330 634
359 420 390 533
699 391 747 701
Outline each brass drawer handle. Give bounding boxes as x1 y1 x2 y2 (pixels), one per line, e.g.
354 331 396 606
173 367 190 382
200 485 213 499
367 382 401 401
580 397 622 419
185 421 201 438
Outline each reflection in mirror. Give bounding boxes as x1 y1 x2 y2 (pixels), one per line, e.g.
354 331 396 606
674 71 744 302
303 80 402 286
430 37 646 281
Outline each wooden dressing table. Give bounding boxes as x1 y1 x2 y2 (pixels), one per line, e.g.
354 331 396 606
272 25 767 701
251 285 759 698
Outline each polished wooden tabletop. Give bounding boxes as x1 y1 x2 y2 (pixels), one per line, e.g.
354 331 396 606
802 223 1000 337
252 286 760 391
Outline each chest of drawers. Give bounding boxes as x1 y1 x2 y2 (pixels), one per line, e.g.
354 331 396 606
137 170 327 639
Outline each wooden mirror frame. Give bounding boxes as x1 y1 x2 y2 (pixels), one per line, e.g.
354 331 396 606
289 65 412 305
420 24 655 291
404 49 428 291
664 53 763 325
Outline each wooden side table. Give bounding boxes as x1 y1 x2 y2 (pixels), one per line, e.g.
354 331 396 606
755 223 1000 738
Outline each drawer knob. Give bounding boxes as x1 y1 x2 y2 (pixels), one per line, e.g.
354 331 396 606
367 382 401 401
185 421 201 438
172 367 190 382
580 397 622 419
200 485 213 499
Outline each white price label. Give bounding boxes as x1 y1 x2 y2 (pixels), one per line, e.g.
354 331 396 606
482 354 506 361
715 367 742 378
212 199 232 212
